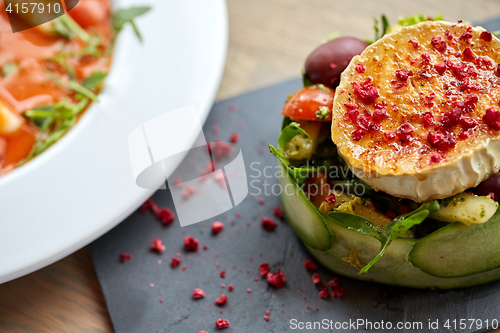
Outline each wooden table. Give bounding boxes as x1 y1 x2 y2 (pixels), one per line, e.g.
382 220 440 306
1 1 499 331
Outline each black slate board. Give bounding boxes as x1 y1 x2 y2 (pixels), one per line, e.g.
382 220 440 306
90 18 500 333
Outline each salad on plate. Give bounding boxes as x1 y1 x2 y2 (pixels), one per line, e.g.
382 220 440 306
270 14 500 289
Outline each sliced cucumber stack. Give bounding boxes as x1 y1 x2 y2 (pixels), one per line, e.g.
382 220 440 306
279 164 500 289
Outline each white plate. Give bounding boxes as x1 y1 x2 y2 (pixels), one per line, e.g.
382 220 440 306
0 0 228 283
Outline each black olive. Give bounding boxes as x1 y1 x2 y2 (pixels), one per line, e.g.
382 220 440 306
304 37 368 88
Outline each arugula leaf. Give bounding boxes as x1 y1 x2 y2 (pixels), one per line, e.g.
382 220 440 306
53 18 73 39
381 14 389 36
277 122 310 154
55 14 91 43
367 13 444 44
46 70 98 101
328 211 383 237
398 13 443 26
113 6 151 42
302 70 313 87
368 14 390 44
373 16 380 41
83 71 108 90
358 200 440 273
2 62 16 77
21 98 90 163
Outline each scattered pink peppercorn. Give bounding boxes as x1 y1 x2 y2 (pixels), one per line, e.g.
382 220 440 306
427 132 456 150
480 30 493 42
258 198 265 204
319 287 329 299
261 217 277 231
355 63 366 73
212 221 225 234
156 208 174 224
266 269 286 289
139 198 157 214
312 273 321 284
463 46 476 61
193 288 205 299
351 78 379 104
150 238 165 253
228 285 234 291
328 277 340 288
273 206 284 219
220 270 226 278
460 26 473 40
408 40 419 48
483 108 500 130
120 253 132 262
171 258 182 268
430 153 443 164
215 318 230 329
264 315 270 322
430 36 447 52
304 260 317 271
324 193 336 204
184 236 199 251
421 112 435 128
215 294 228 306
229 132 239 143
259 262 270 276
372 107 388 122
332 286 344 298
434 62 447 75
395 69 413 81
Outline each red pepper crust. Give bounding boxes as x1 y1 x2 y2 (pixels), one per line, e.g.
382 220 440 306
332 21 500 176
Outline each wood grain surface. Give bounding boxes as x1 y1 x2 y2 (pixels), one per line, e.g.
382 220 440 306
1 1 499 332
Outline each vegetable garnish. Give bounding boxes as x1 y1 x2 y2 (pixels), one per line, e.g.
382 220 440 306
356 201 440 273
112 6 151 43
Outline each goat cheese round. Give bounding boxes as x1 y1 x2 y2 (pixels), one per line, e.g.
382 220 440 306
331 21 500 202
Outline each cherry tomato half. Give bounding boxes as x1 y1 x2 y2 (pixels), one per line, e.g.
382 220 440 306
281 86 334 122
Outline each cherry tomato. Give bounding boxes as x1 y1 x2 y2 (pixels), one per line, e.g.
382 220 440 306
281 86 334 122
68 0 109 28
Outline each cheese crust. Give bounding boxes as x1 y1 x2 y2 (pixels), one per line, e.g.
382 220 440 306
331 21 500 202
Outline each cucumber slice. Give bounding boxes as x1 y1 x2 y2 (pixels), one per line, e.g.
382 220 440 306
280 165 500 289
279 164 332 251
408 210 500 278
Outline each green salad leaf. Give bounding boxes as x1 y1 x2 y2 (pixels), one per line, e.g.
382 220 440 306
398 13 443 26
277 122 310 154
46 70 98 101
366 13 444 44
21 98 89 163
328 211 383 237
358 200 440 273
113 6 151 42
83 71 108 90
302 70 313 87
